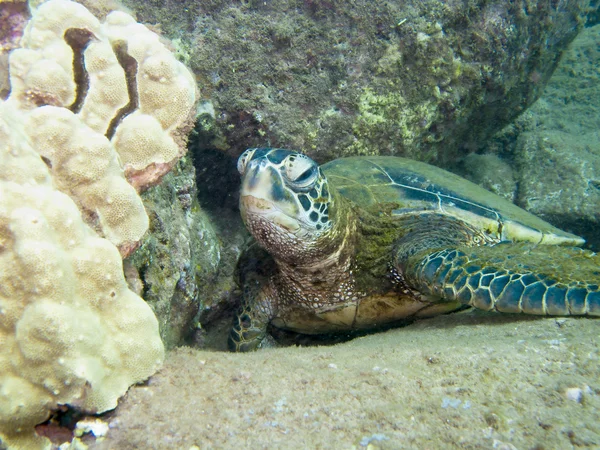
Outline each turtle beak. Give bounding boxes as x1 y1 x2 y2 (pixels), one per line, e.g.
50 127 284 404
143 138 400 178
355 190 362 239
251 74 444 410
240 158 301 233
241 157 276 201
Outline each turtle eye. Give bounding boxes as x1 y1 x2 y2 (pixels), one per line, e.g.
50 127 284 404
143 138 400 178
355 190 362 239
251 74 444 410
284 154 319 189
237 149 256 175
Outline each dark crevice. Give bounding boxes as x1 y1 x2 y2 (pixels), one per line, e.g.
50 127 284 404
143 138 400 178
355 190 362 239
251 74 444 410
106 40 139 140
63 28 94 113
139 263 151 301
40 155 52 169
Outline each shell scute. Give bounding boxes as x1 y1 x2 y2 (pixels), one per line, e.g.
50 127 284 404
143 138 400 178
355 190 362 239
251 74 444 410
323 156 583 246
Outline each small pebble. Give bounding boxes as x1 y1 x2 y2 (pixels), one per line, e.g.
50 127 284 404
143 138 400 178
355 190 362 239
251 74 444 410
328 363 337 369
492 440 518 450
359 433 389 446
74 419 109 438
441 397 462 409
566 387 583 403
555 318 567 327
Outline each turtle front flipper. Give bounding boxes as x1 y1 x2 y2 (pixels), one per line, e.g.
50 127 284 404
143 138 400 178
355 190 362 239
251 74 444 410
228 273 276 351
229 242 279 352
399 242 600 316
228 302 270 352
228 282 275 351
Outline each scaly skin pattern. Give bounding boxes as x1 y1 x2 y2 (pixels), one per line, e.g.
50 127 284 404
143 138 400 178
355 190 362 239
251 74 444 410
405 243 600 315
230 148 600 352
230 150 441 351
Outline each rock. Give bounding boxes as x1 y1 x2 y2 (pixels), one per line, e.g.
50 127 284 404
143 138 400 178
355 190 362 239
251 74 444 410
461 153 517 202
513 130 600 248
511 24 600 249
566 387 584 403
459 24 600 250
126 156 221 349
122 0 589 164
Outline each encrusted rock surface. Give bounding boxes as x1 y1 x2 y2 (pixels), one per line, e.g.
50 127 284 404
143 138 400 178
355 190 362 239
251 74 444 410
463 24 600 250
125 156 222 349
123 0 590 164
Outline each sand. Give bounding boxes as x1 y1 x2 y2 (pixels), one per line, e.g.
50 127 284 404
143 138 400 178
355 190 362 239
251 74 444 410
88 310 599 449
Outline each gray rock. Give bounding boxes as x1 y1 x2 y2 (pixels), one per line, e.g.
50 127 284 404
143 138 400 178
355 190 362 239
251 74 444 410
125 156 221 349
459 25 600 250
461 153 517 202
513 130 600 248
122 0 589 164
511 25 600 249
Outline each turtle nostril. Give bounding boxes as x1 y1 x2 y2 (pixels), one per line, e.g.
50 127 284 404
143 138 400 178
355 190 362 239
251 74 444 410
237 149 258 175
247 157 267 172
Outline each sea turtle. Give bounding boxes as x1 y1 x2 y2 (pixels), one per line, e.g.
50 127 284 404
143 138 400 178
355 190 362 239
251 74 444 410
229 148 600 351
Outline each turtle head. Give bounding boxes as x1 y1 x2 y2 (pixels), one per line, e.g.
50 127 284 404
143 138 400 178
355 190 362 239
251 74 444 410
237 148 337 262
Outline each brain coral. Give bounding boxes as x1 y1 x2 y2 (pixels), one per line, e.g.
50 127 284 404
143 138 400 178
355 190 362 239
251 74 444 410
0 0 198 447
5 0 197 256
0 100 165 450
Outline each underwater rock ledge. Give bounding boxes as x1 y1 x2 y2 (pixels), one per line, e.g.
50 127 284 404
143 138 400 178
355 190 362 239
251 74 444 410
125 0 590 164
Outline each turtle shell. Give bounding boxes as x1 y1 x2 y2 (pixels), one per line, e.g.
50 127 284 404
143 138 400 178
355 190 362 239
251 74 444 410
322 156 584 246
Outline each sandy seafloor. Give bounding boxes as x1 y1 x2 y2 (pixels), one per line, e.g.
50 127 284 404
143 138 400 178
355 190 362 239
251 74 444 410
89 310 599 449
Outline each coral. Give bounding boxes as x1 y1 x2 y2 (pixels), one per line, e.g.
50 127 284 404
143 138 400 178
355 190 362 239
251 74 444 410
26 105 149 257
0 101 165 450
5 0 197 254
0 0 200 447
0 1 29 99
